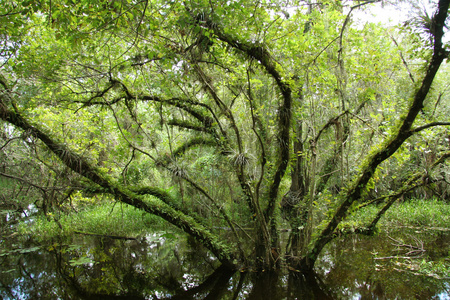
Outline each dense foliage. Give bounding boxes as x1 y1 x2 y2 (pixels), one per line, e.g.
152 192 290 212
1 0 449 271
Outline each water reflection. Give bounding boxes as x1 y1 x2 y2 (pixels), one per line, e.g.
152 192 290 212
315 230 450 299
0 230 449 299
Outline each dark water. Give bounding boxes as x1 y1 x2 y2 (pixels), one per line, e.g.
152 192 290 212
0 229 449 299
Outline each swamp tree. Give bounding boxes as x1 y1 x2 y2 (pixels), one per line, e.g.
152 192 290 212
1 0 450 271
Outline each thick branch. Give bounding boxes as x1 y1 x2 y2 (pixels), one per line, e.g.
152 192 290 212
75 80 222 138
365 151 450 232
167 119 211 133
171 137 218 159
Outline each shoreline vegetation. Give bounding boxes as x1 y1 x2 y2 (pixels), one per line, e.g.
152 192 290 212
16 198 450 243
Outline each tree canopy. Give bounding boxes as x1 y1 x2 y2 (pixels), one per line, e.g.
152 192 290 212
1 0 450 271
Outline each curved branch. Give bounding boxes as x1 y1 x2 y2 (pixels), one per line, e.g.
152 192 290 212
129 186 182 210
189 62 257 217
167 119 211 133
74 78 222 137
0 136 22 151
171 137 217 159
246 66 267 205
0 171 54 193
205 24 293 220
313 110 349 145
362 150 450 234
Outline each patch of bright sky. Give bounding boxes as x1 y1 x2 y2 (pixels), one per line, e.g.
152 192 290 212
351 1 448 42
352 1 412 26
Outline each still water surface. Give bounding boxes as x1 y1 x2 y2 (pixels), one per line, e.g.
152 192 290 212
0 228 449 299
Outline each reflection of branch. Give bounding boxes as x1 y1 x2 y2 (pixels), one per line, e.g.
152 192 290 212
374 235 425 260
19 257 38 291
160 265 235 300
389 235 425 256
73 230 137 240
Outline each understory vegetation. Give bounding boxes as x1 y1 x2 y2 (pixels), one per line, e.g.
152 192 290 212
17 202 162 242
341 198 450 231
17 198 450 244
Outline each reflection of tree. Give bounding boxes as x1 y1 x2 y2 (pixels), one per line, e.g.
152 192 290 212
0 248 72 300
52 240 147 299
161 265 235 300
44 235 221 298
316 232 449 299
289 272 334 300
1 232 447 299
48 239 334 300
148 266 335 300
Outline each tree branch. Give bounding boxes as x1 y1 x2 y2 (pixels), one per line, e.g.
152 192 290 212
412 121 450 133
200 20 293 221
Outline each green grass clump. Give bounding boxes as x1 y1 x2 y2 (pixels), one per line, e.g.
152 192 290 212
383 198 450 228
18 202 161 242
340 198 450 231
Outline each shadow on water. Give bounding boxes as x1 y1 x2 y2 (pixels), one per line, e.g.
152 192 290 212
0 229 449 299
